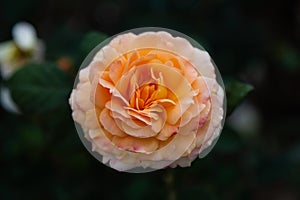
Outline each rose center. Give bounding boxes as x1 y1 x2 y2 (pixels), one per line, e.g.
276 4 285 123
129 83 176 111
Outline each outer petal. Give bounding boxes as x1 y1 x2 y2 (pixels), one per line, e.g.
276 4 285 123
100 108 126 137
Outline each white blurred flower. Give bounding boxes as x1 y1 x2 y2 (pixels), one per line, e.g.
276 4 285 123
0 22 45 113
227 101 262 137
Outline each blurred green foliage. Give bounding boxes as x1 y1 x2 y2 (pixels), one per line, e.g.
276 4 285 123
225 80 254 115
6 63 72 114
1 0 300 200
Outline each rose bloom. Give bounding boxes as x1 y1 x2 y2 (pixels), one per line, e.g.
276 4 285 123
69 29 225 172
0 22 44 113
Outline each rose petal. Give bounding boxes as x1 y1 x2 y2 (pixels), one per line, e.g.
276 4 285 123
156 123 178 141
190 48 216 79
100 108 126 137
75 82 93 111
84 109 99 130
180 100 205 127
199 84 224 151
93 45 119 65
112 136 159 154
140 131 196 162
109 60 124 84
128 32 163 50
109 33 137 54
88 60 106 82
78 66 90 82
166 90 197 125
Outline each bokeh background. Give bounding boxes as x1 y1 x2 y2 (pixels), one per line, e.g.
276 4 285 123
1 0 300 199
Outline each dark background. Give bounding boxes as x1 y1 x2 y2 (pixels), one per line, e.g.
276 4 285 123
1 0 300 199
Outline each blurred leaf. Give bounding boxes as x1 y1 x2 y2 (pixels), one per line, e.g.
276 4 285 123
75 31 108 70
124 178 156 200
225 80 254 115
79 31 108 55
215 126 242 154
19 124 45 150
276 43 300 71
6 62 72 114
46 26 84 61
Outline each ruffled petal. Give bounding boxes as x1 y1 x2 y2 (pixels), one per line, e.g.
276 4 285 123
100 108 126 137
156 123 178 141
189 48 216 79
112 136 159 154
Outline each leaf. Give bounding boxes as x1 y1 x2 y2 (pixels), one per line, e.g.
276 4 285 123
225 80 254 116
75 31 108 70
79 31 108 54
6 62 72 114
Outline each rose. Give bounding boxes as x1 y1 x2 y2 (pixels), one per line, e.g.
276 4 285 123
69 29 225 172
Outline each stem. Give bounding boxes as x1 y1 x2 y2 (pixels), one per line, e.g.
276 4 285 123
164 170 176 200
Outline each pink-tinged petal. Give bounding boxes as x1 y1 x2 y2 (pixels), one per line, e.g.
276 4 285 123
190 48 216 79
199 101 211 127
157 31 194 59
126 108 152 125
78 67 89 82
75 82 93 111
128 32 163 49
195 118 210 147
100 75 129 107
178 116 199 136
198 84 224 152
119 106 167 138
119 121 158 138
156 123 178 141
69 89 79 110
113 113 144 130
139 160 171 170
72 109 85 125
181 61 198 83
106 99 130 119
114 66 138 101
92 83 111 109
99 76 115 91
192 76 216 102
151 112 166 133
180 101 205 127
88 129 102 139
84 109 99 130
169 157 192 168
109 159 139 172
112 136 159 154
88 60 106 82
166 90 197 125
140 131 196 162
129 54 157 69
155 31 176 49
109 33 137 54
109 60 124 84
100 108 126 137
150 64 191 98
170 37 193 59
93 45 119 65
90 128 124 159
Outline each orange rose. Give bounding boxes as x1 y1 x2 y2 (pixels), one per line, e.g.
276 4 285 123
69 28 225 172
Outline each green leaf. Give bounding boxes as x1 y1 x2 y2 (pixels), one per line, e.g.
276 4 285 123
79 31 108 54
75 31 108 70
225 80 254 116
6 62 72 114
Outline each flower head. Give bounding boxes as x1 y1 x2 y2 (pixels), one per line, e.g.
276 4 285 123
0 22 45 113
70 28 225 172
